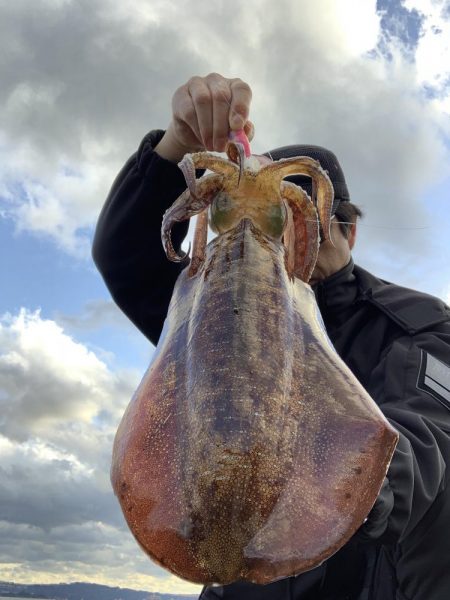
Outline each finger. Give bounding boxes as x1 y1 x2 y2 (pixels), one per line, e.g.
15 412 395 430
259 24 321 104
209 78 232 152
188 77 213 150
229 78 252 131
172 84 202 148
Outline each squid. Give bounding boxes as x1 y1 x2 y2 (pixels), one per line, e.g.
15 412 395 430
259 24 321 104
111 132 398 585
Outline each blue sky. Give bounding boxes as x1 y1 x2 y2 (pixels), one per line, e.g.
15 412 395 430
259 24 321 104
1 0 450 595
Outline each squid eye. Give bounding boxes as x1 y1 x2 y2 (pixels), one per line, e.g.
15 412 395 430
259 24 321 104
215 192 232 212
209 192 237 233
265 203 286 239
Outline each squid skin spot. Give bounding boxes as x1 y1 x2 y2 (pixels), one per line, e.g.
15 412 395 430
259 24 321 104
224 250 231 271
233 307 239 315
204 252 217 281
354 467 362 475
345 493 352 499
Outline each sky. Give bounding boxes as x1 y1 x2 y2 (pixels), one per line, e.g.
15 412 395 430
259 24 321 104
1 0 450 596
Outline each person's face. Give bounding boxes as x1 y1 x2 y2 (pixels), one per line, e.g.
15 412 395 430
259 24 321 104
308 217 357 286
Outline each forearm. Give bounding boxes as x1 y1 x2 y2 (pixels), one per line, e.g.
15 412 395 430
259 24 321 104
154 124 198 163
92 130 189 344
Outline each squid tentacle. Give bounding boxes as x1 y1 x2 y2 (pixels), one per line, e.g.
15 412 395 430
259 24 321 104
226 141 246 185
188 209 209 277
181 152 240 179
282 202 296 278
178 155 199 197
281 181 320 283
261 157 334 243
162 174 223 262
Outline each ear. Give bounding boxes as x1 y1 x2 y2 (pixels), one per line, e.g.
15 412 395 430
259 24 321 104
348 222 357 250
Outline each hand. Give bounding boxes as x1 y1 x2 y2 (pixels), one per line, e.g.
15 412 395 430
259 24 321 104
155 73 252 162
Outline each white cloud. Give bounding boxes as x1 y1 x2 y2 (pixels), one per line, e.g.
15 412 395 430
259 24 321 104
0 141 121 258
1 1 450 591
403 0 450 113
293 0 381 58
0 308 146 514
0 307 137 490
0 308 201 593
0 519 200 594
0 309 128 439
0 0 448 268
0 0 207 256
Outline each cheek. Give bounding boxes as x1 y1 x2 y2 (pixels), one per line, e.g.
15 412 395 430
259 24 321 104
315 236 350 276
316 243 336 267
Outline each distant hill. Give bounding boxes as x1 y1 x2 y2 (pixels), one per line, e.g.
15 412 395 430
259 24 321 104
0 581 198 600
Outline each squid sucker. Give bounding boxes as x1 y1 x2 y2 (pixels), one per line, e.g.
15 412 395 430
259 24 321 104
111 139 398 585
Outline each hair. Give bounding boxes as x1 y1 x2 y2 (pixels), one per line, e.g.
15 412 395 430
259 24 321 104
334 201 363 238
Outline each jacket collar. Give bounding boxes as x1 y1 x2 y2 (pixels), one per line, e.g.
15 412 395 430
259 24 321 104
312 258 358 315
317 262 450 334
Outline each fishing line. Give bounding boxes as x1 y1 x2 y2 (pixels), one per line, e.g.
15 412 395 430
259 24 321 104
207 87 443 234
346 223 431 231
306 219 433 231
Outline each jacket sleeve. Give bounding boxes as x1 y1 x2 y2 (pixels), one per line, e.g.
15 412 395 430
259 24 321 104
363 324 450 543
92 130 191 345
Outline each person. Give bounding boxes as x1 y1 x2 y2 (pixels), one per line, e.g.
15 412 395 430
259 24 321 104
92 73 450 600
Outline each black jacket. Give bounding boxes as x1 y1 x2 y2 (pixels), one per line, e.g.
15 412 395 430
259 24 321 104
93 131 450 600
